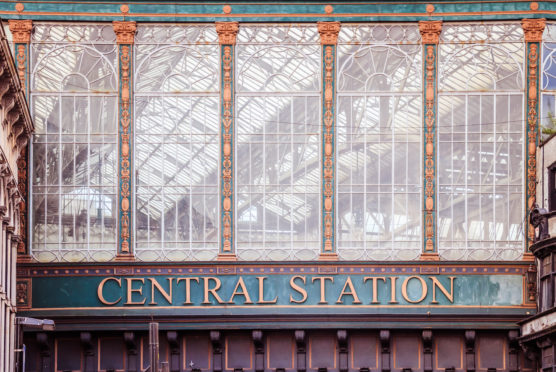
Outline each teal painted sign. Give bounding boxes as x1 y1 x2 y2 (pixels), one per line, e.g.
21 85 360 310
30 273 524 309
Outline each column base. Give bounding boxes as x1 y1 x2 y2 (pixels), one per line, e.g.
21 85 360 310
115 253 135 262
319 252 338 261
419 252 440 261
217 253 237 261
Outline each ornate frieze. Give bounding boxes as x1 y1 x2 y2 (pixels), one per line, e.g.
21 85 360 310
419 21 442 260
522 18 545 249
216 22 239 260
113 21 136 259
318 22 340 259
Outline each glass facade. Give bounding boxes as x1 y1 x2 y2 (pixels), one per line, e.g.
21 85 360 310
30 24 118 262
134 25 220 261
26 21 545 262
437 23 525 260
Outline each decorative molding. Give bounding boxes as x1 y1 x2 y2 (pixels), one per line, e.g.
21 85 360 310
16 278 30 309
113 21 137 44
215 22 239 45
317 21 340 45
319 22 340 258
418 20 442 44
8 20 32 44
419 21 441 259
522 18 545 247
522 18 545 43
217 22 238 259
16 147 27 256
113 22 136 260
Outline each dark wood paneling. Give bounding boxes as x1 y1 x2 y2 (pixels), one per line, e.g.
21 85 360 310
435 333 464 371
393 333 421 371
226 333 253 371
309 332 336 371
350 332 378 371
56 338 81 371
185 333 212 371
267 331 295 370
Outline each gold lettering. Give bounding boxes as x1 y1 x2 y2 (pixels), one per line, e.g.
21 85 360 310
401 276 428 304
202 277 225 304
176 277 199 305
336 277 361 304
228 277 254 304
429 276 455 304
257 277 277 304
312 276 334 304
363 276 386 304
389 277 399 304
97 277 122 306
289 276 307 303
149 278 173 305
125 278 146 305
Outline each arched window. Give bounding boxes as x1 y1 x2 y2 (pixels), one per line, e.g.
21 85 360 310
236 25 321 260
30 23 118 262
336 24 422 260
134 25 220 261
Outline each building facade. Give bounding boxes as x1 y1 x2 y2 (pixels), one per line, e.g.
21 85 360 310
0 18 34 372
2 0 556 371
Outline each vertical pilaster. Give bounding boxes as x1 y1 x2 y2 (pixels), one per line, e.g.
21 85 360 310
418 21 442 261
318 21 340 261
216 22 239 261
8 20 32 260
522 18 546 254
113 21 136 260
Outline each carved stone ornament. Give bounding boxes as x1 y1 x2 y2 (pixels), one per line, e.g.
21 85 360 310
113 21 137 44
419 21 442 44
317 22 341 45
8 20 32 44
522 18 546 43
215 22 239 45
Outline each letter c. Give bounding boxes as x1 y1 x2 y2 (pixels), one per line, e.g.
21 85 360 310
97 277 122 306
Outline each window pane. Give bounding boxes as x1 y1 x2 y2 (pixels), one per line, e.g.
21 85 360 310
134 25 219 261
236 25 320 260
438 23 524 260
30 23 117 262
337 24 422 260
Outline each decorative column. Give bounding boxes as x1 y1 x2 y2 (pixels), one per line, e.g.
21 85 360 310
216 22 239 261
522 18 546 254
318 22 340 261
418 21 442 261
113 21 136 260
8 20 32 260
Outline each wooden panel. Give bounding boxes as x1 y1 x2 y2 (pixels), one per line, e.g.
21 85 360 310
184 333 211 371
226 333 253 370
56 338 81 372
393 333 421 371
99 337 125 372
435 333 464 371
478 334 506 370
350 332 378 370
267 331 295 370
309 332 336 370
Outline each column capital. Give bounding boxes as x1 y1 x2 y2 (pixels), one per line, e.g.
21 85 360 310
215 22 239 45
113 21 137 44
522 18 546 43
8 20 32 44
419 21 442 44
317 22 341 45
